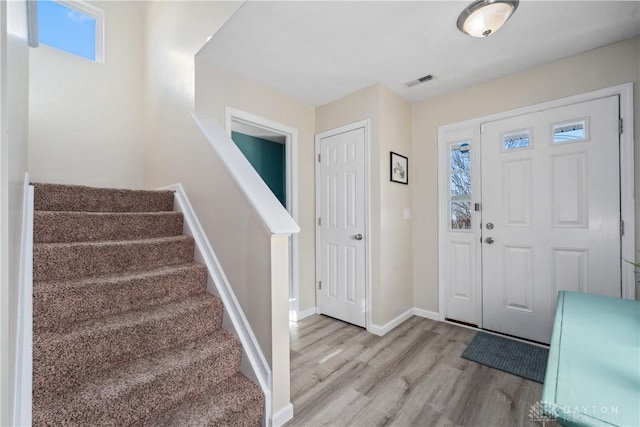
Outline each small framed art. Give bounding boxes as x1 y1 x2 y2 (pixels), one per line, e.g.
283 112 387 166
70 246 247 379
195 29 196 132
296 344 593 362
390 152 408 184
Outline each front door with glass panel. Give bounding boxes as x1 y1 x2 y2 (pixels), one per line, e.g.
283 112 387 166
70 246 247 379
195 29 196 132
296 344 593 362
481 96 621 343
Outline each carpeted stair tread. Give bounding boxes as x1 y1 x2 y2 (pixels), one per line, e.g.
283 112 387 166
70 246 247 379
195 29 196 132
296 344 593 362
140 373 264 427
32 183 175 212
33 294 224 400
33 329 243 426
34 210 184 243
32 183 264 426
33 235 195 281
34 262 208 333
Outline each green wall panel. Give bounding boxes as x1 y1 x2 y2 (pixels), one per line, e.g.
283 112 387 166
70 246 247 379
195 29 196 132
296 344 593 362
231 131 286 207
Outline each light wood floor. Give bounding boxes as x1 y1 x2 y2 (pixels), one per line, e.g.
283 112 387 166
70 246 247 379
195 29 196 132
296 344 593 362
286 315 556 427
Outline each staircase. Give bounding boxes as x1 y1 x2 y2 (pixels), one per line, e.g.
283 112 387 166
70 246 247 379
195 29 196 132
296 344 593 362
32 183 264 426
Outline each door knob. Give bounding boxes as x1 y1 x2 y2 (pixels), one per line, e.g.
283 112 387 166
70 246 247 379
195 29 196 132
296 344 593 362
484 237 494 244
353 234 363 240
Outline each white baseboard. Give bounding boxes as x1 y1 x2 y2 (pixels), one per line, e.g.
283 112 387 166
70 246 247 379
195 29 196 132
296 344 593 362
367 308 414 336
413 308 439 321
367 307 441 336
291 306 317 322
271 402 293 427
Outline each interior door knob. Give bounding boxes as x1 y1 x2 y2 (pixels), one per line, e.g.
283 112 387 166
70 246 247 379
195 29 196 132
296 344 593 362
484 237 494 244
354 234 363 240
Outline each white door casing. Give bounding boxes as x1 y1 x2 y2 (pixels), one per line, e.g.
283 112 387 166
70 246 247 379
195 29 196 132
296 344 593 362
438 84 635 343
481 95 621 344
316 124 368 327
224 107 300 320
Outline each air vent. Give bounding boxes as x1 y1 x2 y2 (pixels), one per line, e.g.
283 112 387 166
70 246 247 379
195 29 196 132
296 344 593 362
406 74 434 88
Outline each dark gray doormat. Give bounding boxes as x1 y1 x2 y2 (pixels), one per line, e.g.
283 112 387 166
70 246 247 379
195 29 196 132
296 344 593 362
461 332 549 383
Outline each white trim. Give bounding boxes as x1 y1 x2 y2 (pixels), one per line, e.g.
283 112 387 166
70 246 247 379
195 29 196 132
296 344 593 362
290 306 317 322
368 307 442 336
315 120 371 329
223 107 302 322
438 83 636 323
160 183 273 426
368 309 414 336
13 174 33 427
618 84 635 300
413 308 440 321
271 402 294 427
192 112 300 237
55 0 105 63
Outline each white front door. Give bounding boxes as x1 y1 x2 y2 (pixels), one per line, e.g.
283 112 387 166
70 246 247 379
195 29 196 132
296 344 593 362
481 96 621 343
317 125 367 327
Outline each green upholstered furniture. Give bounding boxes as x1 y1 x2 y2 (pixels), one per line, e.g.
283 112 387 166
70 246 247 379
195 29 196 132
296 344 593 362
542 291 640 427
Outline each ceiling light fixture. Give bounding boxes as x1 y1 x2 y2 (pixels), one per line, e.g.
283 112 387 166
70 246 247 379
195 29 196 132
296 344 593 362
457 0 519 38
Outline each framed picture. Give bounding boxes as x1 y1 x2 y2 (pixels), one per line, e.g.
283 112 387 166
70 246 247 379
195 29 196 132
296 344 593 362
390 152 408 184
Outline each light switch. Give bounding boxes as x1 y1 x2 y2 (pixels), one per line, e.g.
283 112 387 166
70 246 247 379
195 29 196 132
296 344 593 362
403 208 412 220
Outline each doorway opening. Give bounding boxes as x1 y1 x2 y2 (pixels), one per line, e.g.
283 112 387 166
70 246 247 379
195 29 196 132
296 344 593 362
224 107 300 321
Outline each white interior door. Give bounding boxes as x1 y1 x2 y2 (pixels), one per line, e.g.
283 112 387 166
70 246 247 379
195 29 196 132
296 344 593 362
317 126 366 327
481 96 621 343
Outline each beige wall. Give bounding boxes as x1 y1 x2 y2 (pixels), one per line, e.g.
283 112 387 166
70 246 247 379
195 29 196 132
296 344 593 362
28 1 145 189
0 0 29 424
316 84 413 326
142 0 299 416
193 60 316 315
412 37 640 313
378 85 413 322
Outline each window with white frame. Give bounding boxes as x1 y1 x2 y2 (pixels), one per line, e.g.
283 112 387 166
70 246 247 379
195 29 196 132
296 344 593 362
37 0 104 62
449 142 472 230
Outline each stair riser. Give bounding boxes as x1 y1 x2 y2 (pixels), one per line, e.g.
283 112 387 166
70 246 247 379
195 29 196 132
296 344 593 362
34 211 184 243
34 265 208 333
33 298 224 400
33 337 242 426
33 183 175 213
33 237 195 281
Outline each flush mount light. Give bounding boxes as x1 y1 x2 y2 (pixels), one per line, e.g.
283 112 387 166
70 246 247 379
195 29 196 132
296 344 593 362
457 0 519 38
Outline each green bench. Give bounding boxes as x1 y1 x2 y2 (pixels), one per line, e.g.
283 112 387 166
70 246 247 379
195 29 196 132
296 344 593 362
542 291 640 426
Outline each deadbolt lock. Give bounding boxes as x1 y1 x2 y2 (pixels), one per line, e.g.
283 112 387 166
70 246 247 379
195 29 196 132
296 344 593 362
486 222 494 230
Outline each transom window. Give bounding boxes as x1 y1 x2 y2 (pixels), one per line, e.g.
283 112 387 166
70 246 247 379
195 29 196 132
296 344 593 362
553 119 588 144
37 0 104 62
503 129 531 151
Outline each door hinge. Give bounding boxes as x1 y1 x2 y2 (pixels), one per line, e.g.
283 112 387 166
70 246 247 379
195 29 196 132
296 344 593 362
620 220 625 237
619 118 623 134
475 203 481 212
318 281 322 290
318 153 321 163
318 217 322 226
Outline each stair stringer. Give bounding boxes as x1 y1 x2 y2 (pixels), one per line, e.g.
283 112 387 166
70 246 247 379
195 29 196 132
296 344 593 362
162 183 272 426
13 175 33 426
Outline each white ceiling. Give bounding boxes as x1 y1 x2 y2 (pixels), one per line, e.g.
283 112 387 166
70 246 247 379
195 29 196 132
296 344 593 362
199 1 640 106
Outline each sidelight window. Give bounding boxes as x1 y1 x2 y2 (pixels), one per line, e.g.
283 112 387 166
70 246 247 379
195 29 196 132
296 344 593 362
450 142 472 230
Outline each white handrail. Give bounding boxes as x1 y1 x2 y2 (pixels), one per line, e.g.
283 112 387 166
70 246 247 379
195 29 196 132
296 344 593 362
192 112 300 237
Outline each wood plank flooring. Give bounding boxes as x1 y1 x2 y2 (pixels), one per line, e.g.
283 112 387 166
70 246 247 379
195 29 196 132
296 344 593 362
286 315 557 427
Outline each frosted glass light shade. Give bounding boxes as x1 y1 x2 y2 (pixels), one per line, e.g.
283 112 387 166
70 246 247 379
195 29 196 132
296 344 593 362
457 0 519 38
